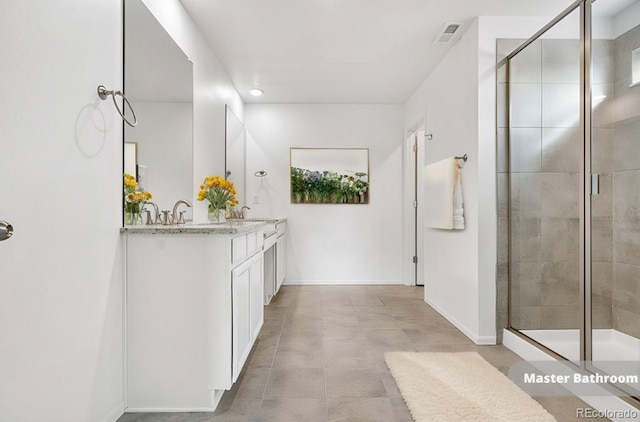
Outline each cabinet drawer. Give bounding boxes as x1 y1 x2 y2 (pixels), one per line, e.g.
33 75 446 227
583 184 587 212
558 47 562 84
247 231 257 255
232 234 248 266
232 230 263 267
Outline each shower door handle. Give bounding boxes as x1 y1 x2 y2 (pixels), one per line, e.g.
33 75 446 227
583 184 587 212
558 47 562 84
0 220 14 241
591 174 600 195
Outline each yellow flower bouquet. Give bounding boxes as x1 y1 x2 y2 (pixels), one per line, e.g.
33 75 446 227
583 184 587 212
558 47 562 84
197 175 238 223
123 173 152 224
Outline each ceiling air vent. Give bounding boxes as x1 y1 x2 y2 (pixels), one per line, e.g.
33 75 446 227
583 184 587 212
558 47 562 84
435 22 463 44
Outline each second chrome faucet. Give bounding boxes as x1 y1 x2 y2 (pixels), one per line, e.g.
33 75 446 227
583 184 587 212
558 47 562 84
229 205 250 219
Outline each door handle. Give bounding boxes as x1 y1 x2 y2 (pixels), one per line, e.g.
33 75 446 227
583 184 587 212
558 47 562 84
0 220 14 241
591 174 600 195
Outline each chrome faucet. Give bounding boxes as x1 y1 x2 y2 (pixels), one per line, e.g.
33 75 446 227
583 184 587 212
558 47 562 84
228 205 250 219
146 201 160 224
172 200 192 224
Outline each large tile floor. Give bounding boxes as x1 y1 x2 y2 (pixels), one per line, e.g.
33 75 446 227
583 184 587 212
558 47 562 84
118 285 607 422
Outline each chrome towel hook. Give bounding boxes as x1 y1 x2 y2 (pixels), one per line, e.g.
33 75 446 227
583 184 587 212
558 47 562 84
97 85 137 127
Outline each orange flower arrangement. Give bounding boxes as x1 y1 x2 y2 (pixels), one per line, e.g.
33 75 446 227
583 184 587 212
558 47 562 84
123 173 152 213
197 175 238 211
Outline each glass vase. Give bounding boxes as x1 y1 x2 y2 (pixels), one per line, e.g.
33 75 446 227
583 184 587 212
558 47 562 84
125 211 143 225
208 206 226 224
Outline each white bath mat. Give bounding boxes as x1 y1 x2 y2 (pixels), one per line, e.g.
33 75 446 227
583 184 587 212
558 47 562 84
385 351 556 422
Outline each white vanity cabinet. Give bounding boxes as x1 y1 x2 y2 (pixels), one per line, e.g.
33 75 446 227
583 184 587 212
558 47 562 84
123 224 264 412
261 219 287 304
275 221 287 294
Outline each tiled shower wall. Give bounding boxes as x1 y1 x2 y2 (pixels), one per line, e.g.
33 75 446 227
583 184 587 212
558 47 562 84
611 25 640 338
497 32 640 338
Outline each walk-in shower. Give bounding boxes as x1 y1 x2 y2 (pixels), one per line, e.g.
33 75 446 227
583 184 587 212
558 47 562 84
498 0 640 402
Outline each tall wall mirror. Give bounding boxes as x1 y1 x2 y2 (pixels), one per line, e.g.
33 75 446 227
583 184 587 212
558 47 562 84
225 105 246 205
123 0 194 222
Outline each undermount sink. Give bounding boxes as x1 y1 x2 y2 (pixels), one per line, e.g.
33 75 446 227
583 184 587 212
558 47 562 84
185 220 265 227
228 218 278 223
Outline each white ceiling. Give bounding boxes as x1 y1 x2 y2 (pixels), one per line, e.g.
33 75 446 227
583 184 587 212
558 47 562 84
593 0 638 17
179 0 574 104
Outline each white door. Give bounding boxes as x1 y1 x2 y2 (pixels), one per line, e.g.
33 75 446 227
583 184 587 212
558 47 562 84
403 128 426 286
0 2 124 420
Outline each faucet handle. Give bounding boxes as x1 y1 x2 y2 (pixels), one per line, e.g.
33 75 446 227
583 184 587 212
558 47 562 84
161 210 171 225
145 210 153 225
178 211 186 224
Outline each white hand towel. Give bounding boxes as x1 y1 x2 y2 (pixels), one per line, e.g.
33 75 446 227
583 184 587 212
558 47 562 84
452 161 465 230
424 157 465 230
424 157 456 229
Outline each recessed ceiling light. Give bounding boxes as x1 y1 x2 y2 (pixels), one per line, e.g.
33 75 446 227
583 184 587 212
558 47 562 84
250 88 264 97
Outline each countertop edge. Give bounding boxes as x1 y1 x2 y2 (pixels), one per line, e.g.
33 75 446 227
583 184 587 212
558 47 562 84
120 221 268 235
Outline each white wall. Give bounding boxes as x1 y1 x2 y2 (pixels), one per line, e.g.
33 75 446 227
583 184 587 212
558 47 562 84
141 0 244 223
405 15 554 345
405 20 483 342
0 1 124 421
245 104 405 284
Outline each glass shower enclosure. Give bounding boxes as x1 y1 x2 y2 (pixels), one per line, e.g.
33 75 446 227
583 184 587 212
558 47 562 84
499 0 640 399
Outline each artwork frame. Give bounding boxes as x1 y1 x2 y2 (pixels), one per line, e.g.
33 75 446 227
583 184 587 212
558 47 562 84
290 147 370 204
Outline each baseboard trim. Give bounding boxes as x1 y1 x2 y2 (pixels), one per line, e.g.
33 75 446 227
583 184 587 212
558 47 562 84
425 297 496 345
125 407 216 413
475 335 498 345
99 401 125 422
210 389 224 409
283 279 403 285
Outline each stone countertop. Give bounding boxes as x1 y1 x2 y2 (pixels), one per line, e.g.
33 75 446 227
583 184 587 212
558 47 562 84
120 220 268 235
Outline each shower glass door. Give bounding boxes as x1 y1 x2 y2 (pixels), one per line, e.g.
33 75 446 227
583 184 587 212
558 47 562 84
508 4 582 361
590 0 640 372
506 0 640 398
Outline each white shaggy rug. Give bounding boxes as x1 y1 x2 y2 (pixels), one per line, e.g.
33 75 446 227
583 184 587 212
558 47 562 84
385 352 556 422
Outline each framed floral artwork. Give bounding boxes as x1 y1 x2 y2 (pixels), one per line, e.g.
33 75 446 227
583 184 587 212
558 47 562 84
290 147 369 204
